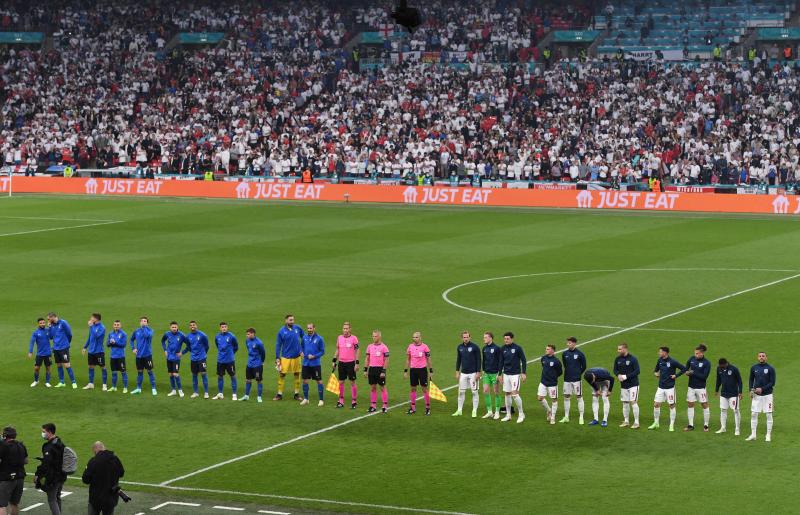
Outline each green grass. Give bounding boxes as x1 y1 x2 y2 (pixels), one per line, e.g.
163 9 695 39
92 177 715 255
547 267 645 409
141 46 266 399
1 196 799 514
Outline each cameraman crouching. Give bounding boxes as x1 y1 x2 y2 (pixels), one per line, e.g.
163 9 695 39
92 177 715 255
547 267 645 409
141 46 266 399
81 442 125 515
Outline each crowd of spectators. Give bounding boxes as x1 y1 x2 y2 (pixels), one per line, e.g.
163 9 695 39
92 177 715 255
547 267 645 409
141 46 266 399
1 0 800 187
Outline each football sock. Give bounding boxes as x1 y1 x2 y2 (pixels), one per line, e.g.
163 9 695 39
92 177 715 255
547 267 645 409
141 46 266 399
513 394 524 416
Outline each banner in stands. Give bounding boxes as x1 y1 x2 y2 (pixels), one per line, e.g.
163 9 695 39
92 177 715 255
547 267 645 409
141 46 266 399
5 177 800 216
665 185 716 193
624 49 685 61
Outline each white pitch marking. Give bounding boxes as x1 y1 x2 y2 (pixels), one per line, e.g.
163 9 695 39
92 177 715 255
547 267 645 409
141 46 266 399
258 510 291 515
161 270 800 488
151 501 201 510
20 503 43 512
442 268 800 334
120 481 475 515
0 220 122 237
70 478 473 515
213 507 245 512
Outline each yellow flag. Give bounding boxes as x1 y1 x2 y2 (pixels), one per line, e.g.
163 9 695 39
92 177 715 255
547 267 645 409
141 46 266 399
428 381 447 402
326 373 340 395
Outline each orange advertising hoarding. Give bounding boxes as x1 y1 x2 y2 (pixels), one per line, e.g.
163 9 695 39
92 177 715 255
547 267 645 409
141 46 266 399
1 176 798 215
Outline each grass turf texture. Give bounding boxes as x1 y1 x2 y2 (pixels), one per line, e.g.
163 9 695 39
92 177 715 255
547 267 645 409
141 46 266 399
0 195 798 514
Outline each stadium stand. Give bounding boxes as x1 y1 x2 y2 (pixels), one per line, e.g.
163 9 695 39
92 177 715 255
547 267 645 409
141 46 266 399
1 0 800 189
598 0 794 59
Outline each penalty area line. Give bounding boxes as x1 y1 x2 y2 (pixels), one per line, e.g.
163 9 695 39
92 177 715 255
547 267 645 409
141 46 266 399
159 271 800 489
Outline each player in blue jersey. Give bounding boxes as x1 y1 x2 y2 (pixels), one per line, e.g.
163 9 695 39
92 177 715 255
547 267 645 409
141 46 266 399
183 321 210 399
560 337 586 424
213 322 239 401
648 346 686 432
47 312 77 388
106 320 129 393
130 316 157 395
82 313 107 391
275 314 304 401
161 322 187 398
300 323 325 406
241 328 266 403
28 318 52 388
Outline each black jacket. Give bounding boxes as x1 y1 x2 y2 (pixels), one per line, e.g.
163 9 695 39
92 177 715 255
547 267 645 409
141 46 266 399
0 440 27 481
82 450 125 509
35 437 66 487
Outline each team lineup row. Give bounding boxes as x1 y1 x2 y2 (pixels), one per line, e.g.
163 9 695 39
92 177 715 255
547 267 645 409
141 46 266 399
28 313 776 441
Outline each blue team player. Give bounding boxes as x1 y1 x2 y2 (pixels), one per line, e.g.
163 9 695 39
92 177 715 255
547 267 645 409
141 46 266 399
560 337 586 424
161 321 187 398
82 313 107 391
538 344 563 425
583 367 615 427
648 346 687 432
107 320 128 393
213 322 239 401
300 322 326 406
47 311 77 389
241 328 266 403
28 318 52 388
183 321 210 399
130 316 157 395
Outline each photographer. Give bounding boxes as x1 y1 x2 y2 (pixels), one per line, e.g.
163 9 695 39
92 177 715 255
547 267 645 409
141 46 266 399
34 424 66 515
0 427 28 515
81 442 126 515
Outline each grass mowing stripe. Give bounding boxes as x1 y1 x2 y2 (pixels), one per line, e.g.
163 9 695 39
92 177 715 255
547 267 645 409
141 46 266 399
161 271 800 487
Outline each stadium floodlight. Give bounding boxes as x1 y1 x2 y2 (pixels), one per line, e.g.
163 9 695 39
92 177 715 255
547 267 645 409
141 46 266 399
391 0 421 32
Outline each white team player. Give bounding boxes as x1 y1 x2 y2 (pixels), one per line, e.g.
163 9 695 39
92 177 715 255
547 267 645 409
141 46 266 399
614 344 641 429
453 331 481 418
714 358 742 435
746 352 776 442
648 346 686 432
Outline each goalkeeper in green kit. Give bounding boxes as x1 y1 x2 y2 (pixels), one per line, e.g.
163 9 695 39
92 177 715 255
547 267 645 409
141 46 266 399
481 332 503 419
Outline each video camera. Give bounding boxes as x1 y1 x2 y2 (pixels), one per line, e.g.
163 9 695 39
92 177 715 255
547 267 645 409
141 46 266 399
111 485 132 503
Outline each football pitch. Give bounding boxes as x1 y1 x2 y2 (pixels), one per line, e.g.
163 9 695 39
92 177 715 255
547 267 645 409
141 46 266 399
1 195 798 514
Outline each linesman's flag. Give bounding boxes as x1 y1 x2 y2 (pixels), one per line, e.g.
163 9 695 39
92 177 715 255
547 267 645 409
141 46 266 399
428 381 447 402
326 373 340 395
